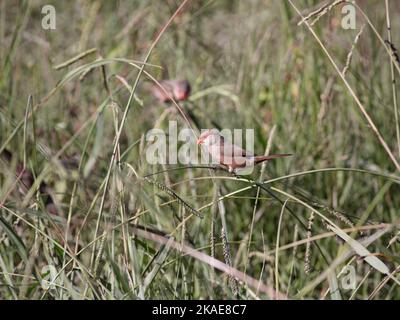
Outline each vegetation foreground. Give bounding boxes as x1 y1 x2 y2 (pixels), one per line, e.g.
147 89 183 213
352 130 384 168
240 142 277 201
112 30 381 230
0 0 400 300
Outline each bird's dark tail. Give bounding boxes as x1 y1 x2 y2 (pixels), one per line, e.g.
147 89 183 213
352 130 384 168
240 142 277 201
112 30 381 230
254 153 292 164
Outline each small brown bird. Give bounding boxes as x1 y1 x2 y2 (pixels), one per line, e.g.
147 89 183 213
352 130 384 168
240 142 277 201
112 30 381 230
149 79 191 103
197 130 291 174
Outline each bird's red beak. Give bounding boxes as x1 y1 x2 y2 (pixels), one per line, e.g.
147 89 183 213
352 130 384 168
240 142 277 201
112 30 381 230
196 137 203 145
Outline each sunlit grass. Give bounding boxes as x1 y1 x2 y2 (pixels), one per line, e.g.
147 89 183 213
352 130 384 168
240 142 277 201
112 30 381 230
0 0 400 300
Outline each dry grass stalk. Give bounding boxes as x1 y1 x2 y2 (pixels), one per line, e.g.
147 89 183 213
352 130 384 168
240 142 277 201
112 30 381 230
312 202 357 233
342 24 366 77
304 211 315 274
298 0 344 26
210 227 216 259
326 208 356 231
143 177 203 218
221 227 239 296
93 231 107 277
388 230 400 247
53 48 97 70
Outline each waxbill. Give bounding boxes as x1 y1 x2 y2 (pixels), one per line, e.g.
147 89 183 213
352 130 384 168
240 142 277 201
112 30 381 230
149 79 191 103
197 130 291 175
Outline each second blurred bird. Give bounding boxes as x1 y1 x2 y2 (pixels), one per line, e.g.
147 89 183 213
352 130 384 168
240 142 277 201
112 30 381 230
147 79 191 103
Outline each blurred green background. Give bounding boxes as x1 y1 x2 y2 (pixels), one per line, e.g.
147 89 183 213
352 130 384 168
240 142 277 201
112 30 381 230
0 0 400 299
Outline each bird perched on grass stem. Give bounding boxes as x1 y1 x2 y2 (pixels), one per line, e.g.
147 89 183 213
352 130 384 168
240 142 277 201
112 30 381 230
197 130 291 175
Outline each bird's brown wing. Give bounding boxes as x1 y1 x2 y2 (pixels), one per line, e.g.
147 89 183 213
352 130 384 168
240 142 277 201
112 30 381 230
220 139 254 157
216 140 251 168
